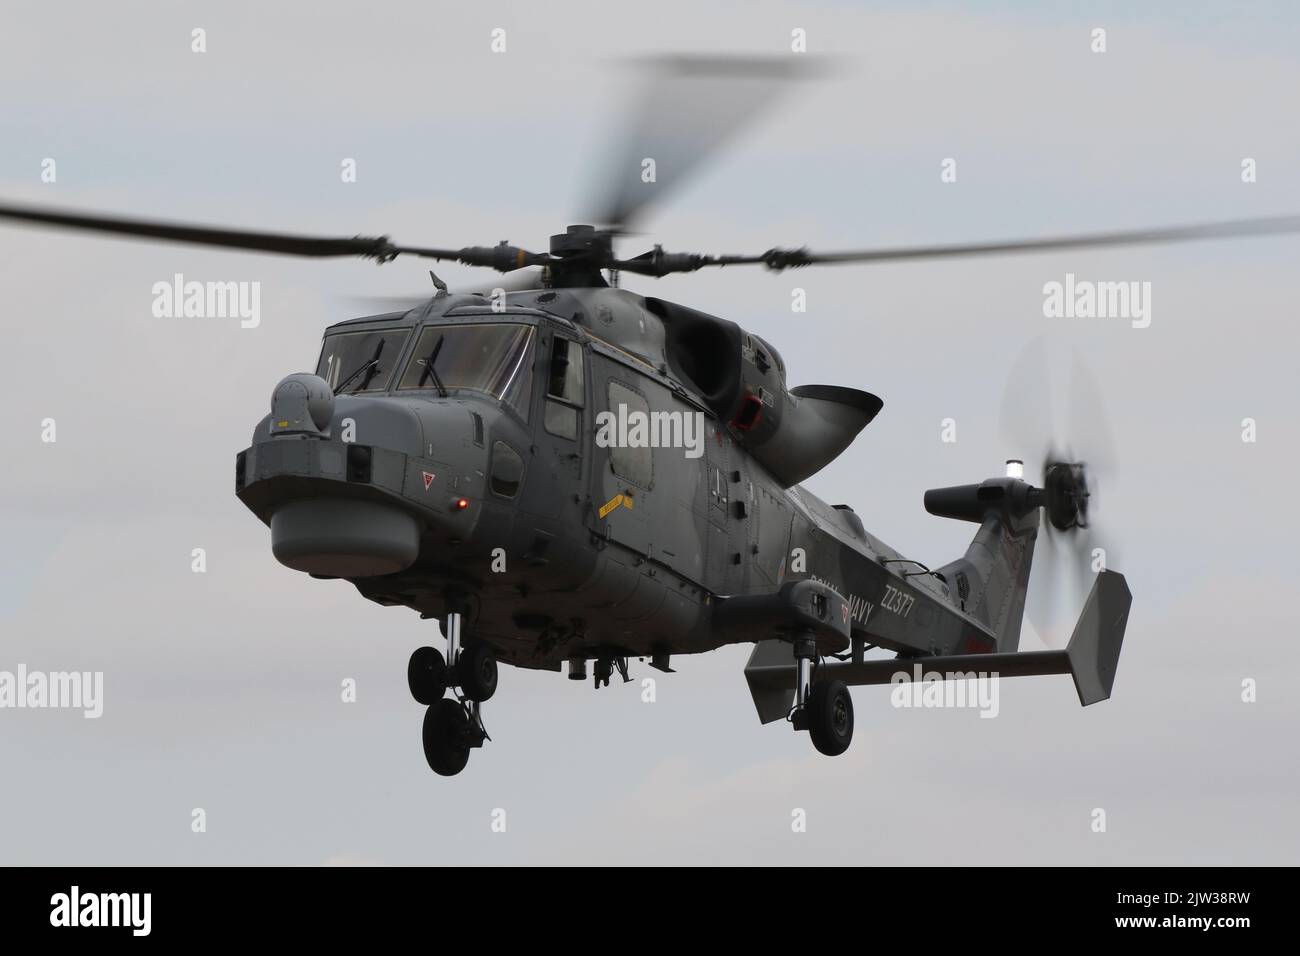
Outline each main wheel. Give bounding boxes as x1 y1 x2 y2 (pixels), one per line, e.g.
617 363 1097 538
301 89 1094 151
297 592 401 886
407 646 447 705
422 699 470 776
456 641 498 702
806 679 854 756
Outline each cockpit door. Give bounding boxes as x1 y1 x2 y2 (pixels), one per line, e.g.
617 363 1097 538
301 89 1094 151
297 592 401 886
510 328 590 575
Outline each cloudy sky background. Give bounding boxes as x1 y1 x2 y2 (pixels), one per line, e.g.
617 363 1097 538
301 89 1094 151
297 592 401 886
2 0 1298 864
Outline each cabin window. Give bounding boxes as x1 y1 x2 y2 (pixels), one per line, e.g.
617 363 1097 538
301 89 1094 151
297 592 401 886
544 337 584 440
607 381 653 488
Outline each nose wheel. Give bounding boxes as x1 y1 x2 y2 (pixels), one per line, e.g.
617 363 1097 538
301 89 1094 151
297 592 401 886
456 640 498 702
408 610 495 776
407 646 448 705
422 698 472 776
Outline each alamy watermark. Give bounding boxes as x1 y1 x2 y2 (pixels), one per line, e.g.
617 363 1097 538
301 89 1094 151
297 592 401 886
152 273 260 328
890 664 999 718
50 886 150 936
1043 273 1151 329
594 403 705 459
0 665 103 718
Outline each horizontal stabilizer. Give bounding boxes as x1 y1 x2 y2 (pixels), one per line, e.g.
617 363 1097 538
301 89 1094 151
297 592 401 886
744 639 799 724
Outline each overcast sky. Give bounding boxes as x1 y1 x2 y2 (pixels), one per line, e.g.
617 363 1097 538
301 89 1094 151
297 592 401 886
2 0 1298 865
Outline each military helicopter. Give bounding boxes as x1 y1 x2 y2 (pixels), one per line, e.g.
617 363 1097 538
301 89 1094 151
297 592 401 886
5 57 1300 776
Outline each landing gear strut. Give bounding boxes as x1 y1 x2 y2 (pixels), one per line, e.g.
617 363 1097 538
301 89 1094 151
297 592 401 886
410 610 496 776
789 630 855 757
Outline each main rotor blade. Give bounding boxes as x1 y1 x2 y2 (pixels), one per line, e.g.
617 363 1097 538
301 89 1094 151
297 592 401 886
0 200 404 260
585 55 823 231
698 214 1300 271
453 268 549 296
338 294 435 314
340 268 549 313
0 200 552 270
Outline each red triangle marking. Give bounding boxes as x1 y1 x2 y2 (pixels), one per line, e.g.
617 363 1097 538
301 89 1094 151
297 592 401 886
422 471 435 490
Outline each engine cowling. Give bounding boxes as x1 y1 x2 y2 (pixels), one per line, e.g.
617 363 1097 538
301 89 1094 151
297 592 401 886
646 298 882 487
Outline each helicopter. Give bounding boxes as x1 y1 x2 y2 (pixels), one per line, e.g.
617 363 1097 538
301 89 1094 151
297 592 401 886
4 57 1299 776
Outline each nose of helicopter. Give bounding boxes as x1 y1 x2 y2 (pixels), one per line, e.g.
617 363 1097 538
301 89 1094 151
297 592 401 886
238 378 501 579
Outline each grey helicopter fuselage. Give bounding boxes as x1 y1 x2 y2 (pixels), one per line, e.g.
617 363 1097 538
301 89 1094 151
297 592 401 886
236 286 1021 676
0 51 1139 769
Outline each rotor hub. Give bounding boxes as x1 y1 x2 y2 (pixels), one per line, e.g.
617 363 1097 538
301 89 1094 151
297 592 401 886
549 224 609 259
1043 461 1090 531
544 225 617 287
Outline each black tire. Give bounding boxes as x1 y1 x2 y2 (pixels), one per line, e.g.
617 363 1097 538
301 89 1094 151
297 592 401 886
456 642 498 702
807 679 854 757
422 699 470 776
407 646 447 705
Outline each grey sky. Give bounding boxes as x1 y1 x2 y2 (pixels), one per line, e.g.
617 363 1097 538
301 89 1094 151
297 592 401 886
2 1 1298 864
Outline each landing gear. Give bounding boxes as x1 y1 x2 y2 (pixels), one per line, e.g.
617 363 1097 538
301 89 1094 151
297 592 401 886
422 698 471 776
592 655 631 689
806 679 854 756
412 609 494 776
456 640 498 702
789 631 855 757
407 646 447 705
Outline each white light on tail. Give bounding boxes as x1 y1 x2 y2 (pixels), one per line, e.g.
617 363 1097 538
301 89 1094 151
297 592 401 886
1005 459 1024 479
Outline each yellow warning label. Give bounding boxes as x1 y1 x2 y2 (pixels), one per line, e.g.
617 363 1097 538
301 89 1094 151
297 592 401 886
598 493 634 518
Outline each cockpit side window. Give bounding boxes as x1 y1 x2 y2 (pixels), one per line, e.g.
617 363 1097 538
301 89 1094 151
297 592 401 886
547 337 584 403
544 336 584 440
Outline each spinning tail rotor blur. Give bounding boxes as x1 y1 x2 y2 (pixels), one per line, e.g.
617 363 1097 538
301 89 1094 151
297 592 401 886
1001 340 1121 648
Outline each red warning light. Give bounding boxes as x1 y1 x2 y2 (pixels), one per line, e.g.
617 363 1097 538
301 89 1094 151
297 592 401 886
454 497 469 511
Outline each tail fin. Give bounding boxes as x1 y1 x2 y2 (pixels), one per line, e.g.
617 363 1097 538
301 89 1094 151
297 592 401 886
1065 569 1131 704
925 479 1039 652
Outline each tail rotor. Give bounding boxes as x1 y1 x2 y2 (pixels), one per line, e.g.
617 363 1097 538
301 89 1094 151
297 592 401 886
1001 341 1122 647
